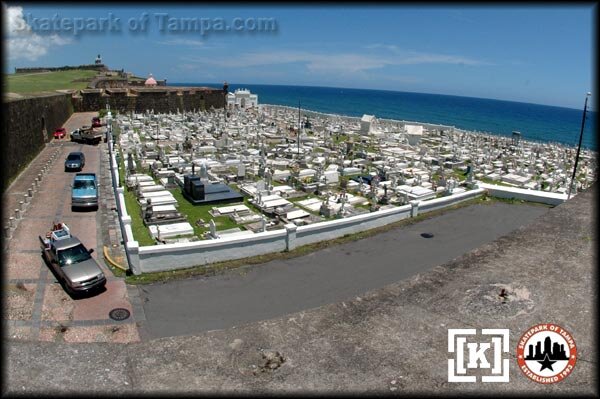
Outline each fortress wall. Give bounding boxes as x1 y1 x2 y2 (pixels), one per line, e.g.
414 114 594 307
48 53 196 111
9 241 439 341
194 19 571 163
3 87 223 190
2 93 73 190
73 89 225 114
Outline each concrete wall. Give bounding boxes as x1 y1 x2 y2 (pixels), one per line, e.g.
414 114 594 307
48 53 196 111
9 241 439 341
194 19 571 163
119 187 484 274
138 230 288 273
2 93 73 190
418 189 486 213
294 205 412 247
478 182 567 205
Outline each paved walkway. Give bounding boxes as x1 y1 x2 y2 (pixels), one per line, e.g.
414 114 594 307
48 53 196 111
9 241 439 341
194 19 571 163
3 112 140 344
5 183 596 395
137 201 548 340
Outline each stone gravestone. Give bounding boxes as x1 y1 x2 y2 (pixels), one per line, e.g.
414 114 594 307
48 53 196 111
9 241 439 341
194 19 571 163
261 216 267 232
401 192 408 205
339 193 346 216
264 168 273 189
237 163 246 180
446 178 455 195
144 199 153 221
200 162 208 180
127 152 135 174
258 159 266 178
209 219 218 239
256 191 263 207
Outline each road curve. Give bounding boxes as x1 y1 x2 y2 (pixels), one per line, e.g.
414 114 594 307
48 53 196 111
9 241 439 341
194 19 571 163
137 202 548 340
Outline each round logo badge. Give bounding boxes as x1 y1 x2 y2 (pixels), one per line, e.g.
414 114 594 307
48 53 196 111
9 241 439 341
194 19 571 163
517 323 577 384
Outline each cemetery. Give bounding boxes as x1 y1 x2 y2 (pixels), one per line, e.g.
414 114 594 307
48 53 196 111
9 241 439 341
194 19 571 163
104 101 597 273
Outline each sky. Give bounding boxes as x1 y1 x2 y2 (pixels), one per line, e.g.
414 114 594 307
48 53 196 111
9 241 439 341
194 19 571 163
3 4 596 110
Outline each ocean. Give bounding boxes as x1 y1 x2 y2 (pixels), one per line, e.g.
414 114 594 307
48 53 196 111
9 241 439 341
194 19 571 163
172 83 597 151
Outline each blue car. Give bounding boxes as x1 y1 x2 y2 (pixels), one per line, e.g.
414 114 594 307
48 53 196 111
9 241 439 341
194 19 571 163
71 173 98 211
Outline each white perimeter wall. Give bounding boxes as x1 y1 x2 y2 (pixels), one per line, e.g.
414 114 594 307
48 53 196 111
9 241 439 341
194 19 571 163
478 182 568 205
127 188 484 274
107 145 500 275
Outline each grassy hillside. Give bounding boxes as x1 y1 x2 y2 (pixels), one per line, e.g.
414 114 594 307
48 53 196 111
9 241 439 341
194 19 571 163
5 69 98 94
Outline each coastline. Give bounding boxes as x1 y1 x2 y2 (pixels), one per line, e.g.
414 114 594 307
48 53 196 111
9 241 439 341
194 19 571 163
260 103 595 153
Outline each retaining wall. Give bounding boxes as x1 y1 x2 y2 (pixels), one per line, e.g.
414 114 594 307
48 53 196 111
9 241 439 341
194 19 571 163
2 93 73 190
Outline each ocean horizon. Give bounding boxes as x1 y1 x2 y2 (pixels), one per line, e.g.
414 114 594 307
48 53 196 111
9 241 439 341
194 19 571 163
172 83 597 151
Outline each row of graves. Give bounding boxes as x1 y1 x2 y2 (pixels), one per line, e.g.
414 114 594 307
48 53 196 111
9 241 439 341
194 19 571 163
116 111 468 242
263 105 597 195
421 128 598 193
115 105 593 247
126 172 195 243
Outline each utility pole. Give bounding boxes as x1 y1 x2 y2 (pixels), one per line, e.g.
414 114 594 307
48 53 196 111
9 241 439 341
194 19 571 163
297 100 301 157
223 81 229 140
567 92 591 199
155 122 159 161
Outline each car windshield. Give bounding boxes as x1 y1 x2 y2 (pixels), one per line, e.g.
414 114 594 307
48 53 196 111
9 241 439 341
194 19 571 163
73 180 95 189
57 244 91 266
67 154 81 161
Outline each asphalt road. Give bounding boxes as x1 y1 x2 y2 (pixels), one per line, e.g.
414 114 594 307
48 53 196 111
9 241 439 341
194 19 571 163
137 202 548 340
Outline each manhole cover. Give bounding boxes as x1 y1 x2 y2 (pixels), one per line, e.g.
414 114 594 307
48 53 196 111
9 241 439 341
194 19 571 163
421 233 434 238
109 308 130 321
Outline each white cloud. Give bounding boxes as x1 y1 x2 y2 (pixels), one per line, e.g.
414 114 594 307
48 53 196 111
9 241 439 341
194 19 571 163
158 38 206 47
3 5 72 61
182 46 491 75
364 43 492 66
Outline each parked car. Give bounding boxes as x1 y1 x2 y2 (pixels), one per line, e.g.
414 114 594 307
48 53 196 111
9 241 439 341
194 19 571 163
64 151 85 171
71 173 98 210
39 223 106 295
53 128 66 139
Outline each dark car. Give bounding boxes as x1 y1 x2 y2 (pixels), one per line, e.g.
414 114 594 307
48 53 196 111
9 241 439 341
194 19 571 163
64 152 85 171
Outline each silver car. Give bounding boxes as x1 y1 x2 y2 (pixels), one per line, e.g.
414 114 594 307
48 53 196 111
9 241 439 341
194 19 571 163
40 235 106 294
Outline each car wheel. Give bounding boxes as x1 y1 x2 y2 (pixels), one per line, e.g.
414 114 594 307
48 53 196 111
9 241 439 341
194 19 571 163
60 276 72 294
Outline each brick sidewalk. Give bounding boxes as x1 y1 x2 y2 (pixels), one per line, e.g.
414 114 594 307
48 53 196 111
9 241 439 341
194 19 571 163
3 112 142 343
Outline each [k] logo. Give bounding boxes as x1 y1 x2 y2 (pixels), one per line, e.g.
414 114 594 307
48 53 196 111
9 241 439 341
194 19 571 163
448 328 510 382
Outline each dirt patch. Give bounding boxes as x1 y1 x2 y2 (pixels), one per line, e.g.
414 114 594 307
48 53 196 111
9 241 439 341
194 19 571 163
3 284 36 320
459 283 535 319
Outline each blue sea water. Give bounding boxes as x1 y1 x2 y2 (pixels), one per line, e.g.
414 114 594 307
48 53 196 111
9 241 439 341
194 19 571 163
173 83 597 151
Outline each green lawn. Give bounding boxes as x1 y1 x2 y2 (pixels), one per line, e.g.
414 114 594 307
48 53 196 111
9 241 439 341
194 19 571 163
5 70 98 93
123 187 155 246
169 188 244 237
116 153 244 244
